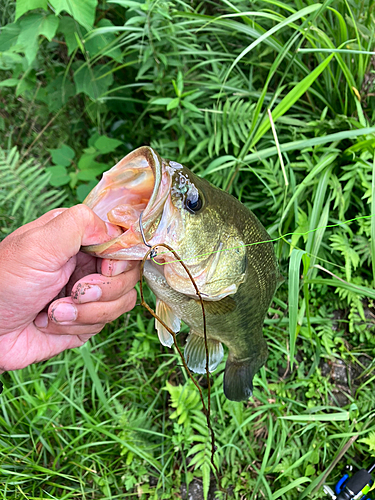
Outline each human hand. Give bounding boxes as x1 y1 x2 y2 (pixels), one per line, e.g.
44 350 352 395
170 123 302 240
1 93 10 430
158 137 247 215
0 205 139 372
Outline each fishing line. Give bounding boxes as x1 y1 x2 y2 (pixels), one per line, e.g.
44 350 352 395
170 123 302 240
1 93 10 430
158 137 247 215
149 213 374 267
139 242 219 476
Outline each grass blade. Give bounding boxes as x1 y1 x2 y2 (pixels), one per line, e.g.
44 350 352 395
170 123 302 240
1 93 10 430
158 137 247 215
372 151 375 286
251 53 335 146
272 477 311 499
288 249 306 368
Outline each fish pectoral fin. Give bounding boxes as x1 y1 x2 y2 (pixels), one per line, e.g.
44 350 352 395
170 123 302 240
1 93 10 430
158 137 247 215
224 347 268 402
155 299 180 348
199 296 237 315
184 332 224 374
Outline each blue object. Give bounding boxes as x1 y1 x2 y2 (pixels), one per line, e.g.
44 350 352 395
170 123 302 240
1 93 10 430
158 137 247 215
334 471 373 500
335 474 349 494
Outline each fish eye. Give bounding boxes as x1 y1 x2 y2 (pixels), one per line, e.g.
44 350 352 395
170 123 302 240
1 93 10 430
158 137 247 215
185 193 203 214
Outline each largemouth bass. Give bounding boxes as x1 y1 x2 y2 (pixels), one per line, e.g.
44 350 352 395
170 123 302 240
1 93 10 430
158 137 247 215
83 146 279 401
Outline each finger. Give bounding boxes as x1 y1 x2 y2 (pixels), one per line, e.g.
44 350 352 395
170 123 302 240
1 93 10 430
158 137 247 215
101 259 138 277
70 264 139 304
34 289 137 333
65 253 98 296
33 313 104 336
27 205 123 272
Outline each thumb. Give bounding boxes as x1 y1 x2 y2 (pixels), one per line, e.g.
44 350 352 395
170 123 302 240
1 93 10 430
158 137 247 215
31 205 121 269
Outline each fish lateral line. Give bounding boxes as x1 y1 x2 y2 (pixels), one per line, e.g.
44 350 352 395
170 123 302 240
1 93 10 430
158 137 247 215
149 213 374 266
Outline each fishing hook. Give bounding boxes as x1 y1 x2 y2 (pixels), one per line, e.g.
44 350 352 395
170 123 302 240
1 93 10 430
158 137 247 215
139 211 157 259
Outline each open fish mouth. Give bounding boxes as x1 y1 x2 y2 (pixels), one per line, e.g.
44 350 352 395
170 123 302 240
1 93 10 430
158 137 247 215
82 146 173 259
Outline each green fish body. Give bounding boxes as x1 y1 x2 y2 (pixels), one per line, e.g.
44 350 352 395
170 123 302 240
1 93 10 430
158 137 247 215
83 146 279 401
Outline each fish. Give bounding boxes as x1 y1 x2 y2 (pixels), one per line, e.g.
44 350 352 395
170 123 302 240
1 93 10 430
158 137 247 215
82 146 279 401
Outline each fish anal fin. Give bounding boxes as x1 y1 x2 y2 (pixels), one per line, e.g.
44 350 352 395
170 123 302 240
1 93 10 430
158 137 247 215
199 296 237 316
184 332 224 374
155 299 180 348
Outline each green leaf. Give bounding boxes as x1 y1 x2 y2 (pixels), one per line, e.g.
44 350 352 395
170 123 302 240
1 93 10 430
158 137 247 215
74 64 114 100
223 4 321 85
166 97 180 111
45 165 70 186
153 97 173 105
49 0 98 30
78 162 108 176
16 77 35 96
77 169 102 181
372 152 375 286
38 15 59 41
202 461 210 500
17 14 59 65
15 0 48 21
0 24 21 52
78 153 97 170
80 345 116 417
58 16 81 55
181 100 201 113
0 79 19 87
88 132 101 147
49 145 75 166
305 465 316 476
85 19 122 62
108 0 147 9
94 136 122 154
37 74 75 112
279 411 349 421
288 249 306 368
251 54 335 147
359 431 375 452
76 181 97 202
176 71 183 95
273 477 311 499
78 153 108 175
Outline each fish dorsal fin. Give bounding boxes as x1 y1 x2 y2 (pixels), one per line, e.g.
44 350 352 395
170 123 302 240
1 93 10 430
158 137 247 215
199 296 237 316
184 332 224 374
155 299 180 348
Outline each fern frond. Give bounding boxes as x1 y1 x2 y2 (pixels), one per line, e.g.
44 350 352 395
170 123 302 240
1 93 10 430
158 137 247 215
165 381 216 500
206 98 255 156
330 233 360 281
0 147 67 238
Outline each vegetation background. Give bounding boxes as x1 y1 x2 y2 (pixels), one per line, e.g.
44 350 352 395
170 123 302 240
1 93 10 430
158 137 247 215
1 0 375 498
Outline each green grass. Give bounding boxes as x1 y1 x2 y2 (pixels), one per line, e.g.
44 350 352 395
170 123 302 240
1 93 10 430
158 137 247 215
1 0 375 498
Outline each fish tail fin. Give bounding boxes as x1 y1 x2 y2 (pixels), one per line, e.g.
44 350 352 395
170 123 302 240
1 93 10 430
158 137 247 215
224 353 266 402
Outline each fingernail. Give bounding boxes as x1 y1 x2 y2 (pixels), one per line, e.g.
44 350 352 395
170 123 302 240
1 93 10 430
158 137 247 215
102 259 133 277
50 302 77 323
34 312 48 328
112 260 133 275
72 283 102 304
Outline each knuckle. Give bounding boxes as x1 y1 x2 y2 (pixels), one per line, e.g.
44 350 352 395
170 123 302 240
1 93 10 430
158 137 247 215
67 204 94 226
91 324 105 335
124 289 137 312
